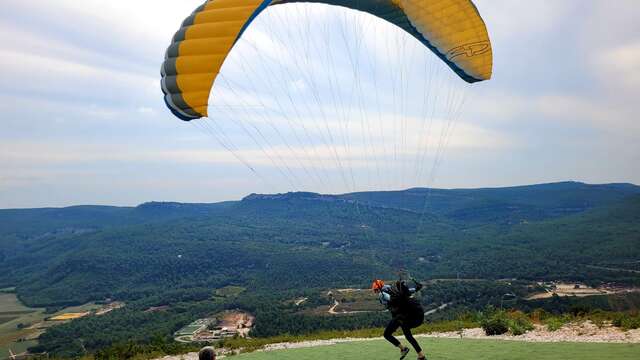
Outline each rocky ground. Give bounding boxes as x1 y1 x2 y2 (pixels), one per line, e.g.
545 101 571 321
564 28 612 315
425 322 640 343
155 321 640 360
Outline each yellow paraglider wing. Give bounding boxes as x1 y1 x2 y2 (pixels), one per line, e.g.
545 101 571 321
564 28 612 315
161 0 269 120
161 0 492 121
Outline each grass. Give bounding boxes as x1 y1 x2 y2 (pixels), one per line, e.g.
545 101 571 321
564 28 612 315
0 293 43 335
0 294 35 314
0 317 19 326
215 286 247 298
51 302 102 315
217 321 477 353
233 337 640 360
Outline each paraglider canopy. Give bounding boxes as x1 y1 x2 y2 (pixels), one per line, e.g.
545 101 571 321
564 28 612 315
161 0 492 121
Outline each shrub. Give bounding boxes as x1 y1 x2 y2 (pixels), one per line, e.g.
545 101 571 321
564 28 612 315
612 313 623 327
482 316 509 336
591 317 606 329
530 308 548 323
587 309 609 329
509 321 529 336
569 305 591 317
544 317 567 332
612 313 640 330
507 311 534 336
481 310 509 336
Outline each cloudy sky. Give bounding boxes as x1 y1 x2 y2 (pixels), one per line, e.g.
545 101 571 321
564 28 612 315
1 0 639 208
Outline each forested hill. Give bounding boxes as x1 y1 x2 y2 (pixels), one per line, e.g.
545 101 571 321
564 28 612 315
2 182 637 234
337 181 640 223
0 202 236 237
0 182 639 308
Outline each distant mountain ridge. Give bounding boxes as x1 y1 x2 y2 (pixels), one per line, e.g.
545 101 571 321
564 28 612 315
243 181 640 224
242 191 347 203
3 181 638 212
2 182 638 236
0 181 639 308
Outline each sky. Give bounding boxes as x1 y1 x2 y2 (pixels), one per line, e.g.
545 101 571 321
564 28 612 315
1 0 639 208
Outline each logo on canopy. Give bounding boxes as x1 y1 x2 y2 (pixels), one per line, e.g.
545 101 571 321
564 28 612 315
446 41 491 60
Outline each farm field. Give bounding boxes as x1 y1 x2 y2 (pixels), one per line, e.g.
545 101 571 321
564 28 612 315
234 338 640 360
0 292 44 359
0 291 111 359
526 282 617 300
0 340 36 360
0 289 44 360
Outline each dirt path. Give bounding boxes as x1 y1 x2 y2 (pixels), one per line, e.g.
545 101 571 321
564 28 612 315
328 299 339 314
327 299 373 315
424 303 450 316
294 298 307 306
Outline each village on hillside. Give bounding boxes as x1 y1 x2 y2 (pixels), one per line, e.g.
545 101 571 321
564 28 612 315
526 282 639 300
174 310 254 343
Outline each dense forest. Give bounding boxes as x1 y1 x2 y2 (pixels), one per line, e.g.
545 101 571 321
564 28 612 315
2 182 639 307
1 182 639 357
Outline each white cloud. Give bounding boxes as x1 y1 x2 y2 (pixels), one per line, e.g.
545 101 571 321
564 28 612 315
1 0 639 207
594 42 640 90
0 48 151 95
2 0 202 58
137 107 154 115
475 0 573 41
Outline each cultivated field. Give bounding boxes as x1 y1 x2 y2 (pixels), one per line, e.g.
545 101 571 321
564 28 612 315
527 282 610 300
0 292 44 359
0 291 119 359
0 340 37 360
